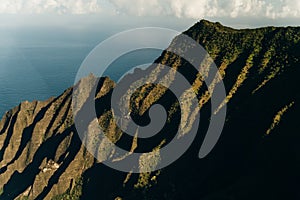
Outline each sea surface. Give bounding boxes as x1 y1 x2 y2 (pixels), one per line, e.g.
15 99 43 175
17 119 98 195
0 44 92 116
0 29 162 117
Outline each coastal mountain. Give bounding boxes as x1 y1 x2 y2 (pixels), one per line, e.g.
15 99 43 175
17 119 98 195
0 20 299 199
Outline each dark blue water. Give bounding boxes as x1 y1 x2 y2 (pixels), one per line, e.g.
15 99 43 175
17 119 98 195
0 42 162 117
0 45 92 116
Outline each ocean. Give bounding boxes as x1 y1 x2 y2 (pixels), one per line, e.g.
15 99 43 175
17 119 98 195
0 30 162 117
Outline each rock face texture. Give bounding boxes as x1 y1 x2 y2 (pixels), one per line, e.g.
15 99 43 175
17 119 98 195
0 20 300 200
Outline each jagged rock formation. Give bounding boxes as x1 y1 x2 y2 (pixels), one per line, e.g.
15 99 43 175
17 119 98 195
0 20 300 200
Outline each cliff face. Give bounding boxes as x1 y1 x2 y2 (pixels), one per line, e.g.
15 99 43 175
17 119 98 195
0 20 300 200
0 76 116 200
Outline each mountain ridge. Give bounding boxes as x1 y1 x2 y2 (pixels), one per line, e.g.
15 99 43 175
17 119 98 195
0 20 300 200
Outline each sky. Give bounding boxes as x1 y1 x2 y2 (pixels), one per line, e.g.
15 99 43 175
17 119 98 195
0 0 299 30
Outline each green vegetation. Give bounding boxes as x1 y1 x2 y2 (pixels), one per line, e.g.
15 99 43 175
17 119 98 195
0 20 299 200
16 197 30 200
51 178 83 200
266 102 295 135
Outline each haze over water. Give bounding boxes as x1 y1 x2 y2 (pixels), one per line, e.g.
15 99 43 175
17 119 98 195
0 27 163 117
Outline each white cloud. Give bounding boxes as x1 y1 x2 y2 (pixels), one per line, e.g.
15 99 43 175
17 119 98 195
0 0 299 19
109 0 300 19
0 0 101 14
265 0 300 19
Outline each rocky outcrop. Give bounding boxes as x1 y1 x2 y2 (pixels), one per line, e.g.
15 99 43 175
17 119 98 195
0 76 116 200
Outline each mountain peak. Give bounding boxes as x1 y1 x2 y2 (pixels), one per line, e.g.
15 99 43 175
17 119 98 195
184 19 238 37
198 19 222 27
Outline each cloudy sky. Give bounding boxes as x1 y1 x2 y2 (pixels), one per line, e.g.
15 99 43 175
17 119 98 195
0 0 299 28
0 0 299 18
